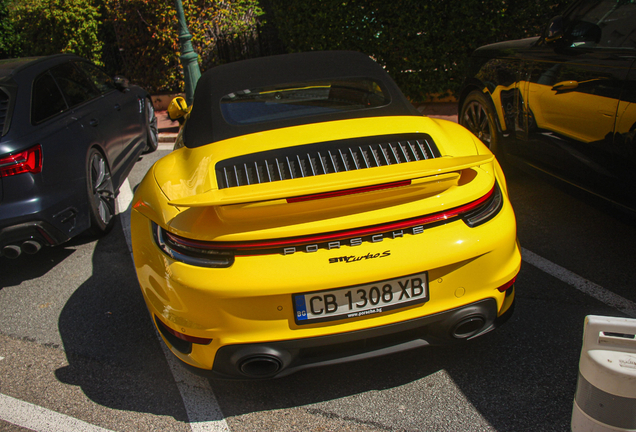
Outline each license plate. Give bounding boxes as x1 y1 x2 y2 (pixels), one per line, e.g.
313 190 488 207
293 272 428 324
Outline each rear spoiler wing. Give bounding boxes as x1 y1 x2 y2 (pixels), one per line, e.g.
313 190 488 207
167 154 494 208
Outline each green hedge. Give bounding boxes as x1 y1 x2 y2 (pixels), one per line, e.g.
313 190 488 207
0 0 264 93
266 0 567 100
0 0 17 58
1 0 568 99
1 0 103 64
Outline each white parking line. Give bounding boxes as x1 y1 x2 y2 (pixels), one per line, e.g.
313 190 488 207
521 247 636 318
0 394 114 432
117 179 230 432
0 178 229 432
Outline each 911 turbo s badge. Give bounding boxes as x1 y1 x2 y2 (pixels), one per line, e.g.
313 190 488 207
329 251 391 264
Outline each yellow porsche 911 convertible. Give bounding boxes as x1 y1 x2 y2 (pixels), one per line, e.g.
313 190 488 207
131 51 521 379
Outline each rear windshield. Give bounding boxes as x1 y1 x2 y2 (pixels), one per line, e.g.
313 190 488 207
220 78 390 125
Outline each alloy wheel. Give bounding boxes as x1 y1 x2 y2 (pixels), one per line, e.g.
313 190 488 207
89 151 115 228
462 100 493 148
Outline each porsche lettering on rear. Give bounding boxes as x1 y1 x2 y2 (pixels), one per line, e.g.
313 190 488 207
282 227 423 255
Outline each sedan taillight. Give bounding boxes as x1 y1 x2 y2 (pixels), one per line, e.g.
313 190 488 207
0 144 42 177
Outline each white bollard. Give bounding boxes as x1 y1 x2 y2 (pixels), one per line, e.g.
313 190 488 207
572 315 636 431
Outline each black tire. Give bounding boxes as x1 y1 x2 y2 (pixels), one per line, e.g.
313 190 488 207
460 91 501 155
144 98 159 154
86 148 115 235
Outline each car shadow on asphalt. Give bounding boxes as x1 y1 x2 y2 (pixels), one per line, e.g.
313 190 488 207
38 200 629 431
207 262 627 432
0 238 86 289
0 227 133 289
53 216 190 424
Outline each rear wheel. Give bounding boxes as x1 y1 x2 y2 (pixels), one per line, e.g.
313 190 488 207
460 91 500 155
144 98 159 153
86 149 115 235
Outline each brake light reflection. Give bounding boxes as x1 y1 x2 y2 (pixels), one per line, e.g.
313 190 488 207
287 180 412 203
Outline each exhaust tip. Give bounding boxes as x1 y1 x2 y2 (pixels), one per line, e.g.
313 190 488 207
2 245 22 259
22 240 42 255
239 355 282 378
452 316 486 339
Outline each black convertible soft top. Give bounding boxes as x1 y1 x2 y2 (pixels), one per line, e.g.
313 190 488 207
184 51 421 148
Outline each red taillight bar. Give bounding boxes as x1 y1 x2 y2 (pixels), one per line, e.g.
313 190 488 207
165 185 496 251
0 144 42 177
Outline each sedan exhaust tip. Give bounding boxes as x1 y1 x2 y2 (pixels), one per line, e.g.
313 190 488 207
21 240 42 255
2 245 22 259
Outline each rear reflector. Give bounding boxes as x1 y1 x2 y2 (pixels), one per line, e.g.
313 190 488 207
497 276 517 292
155 316 212 345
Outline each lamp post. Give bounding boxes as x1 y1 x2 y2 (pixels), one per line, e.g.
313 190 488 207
174 0 201 106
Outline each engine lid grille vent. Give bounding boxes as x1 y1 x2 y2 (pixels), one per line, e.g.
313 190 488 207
216 133 441 189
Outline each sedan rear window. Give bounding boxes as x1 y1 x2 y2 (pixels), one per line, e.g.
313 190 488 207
220 78 390 125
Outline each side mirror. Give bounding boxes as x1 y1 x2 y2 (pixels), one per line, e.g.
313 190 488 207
545 15 564 43
569 21 602 45
168 96 191 121
113 76 129 91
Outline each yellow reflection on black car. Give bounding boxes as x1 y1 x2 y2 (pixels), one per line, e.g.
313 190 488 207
460 0 636 212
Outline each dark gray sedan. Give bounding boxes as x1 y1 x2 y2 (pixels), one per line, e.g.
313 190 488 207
0 54 158 258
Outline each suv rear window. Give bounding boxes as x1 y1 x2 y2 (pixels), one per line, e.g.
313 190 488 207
220 78 390 125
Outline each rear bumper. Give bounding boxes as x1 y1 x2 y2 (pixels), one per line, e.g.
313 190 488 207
177 294 514 379
0 220 72 257
0 191 90 256
133 190 521 378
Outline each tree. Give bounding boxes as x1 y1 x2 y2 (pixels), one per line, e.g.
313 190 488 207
104 0 263 93
0 0 19 58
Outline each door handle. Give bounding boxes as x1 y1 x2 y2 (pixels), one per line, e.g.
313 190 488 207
552 80 579 91
114 104 121 111
89 119 99 127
